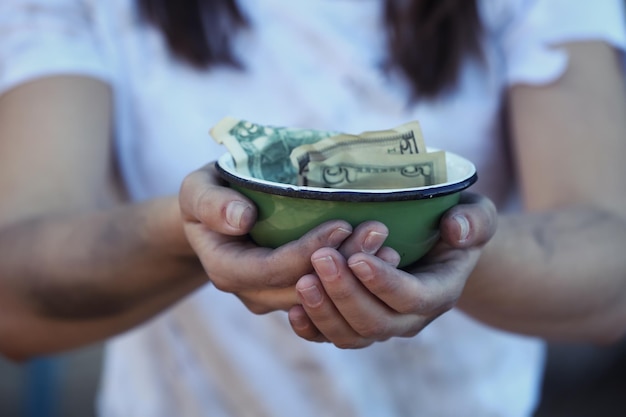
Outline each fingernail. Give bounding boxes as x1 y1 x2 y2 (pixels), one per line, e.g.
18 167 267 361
290 313 308 330
454 214 470 243
312 256 338 278
363 231 388 254
299 285 323 307
328 227 352 248
348 260 373 282
226 201 250 229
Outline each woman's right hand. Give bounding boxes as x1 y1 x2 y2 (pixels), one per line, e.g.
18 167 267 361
179 162 357 313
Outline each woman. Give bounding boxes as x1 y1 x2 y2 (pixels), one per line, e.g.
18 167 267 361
0 0 625 416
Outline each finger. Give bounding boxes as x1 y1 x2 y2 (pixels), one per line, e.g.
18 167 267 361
348 249 478 317
195 220 353 292
335 221 400 266
376 246 401 267
311 249 418 341
288 304 328 343
295 272 370 349
179 163 257 235
312 248 410 344
336 221 389 258
237 287 300 314
439 192 497 248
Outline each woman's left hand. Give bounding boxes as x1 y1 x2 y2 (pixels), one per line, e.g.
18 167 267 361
288 192 497 348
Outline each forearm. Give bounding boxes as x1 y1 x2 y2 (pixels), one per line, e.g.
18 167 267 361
0 197 207 359
458 204 626 344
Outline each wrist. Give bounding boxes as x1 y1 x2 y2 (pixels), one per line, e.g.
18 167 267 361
140 196 197 258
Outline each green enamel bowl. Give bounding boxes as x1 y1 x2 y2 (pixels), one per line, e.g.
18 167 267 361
215 151 477 268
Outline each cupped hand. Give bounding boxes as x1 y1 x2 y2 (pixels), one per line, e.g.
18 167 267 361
179 163 358 313
287 192 497 348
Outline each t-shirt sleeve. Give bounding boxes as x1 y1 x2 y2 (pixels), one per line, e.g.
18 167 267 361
497 0 626 86
0 0 111 96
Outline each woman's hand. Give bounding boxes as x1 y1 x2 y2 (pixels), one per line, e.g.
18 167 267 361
287 193 497 348
179 162 497 345
179 163 356 312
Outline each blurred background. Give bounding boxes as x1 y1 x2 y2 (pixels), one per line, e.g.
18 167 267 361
0 345 102 417
1 339 626 417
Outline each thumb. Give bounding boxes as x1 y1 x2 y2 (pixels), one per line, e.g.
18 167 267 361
439 192 497 248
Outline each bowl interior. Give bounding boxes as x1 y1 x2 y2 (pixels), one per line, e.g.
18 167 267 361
215 149 477 202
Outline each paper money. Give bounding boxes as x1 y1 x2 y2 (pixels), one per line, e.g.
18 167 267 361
300 150 447 189
290 121 427 176
210 117 338 184
211 117 447 189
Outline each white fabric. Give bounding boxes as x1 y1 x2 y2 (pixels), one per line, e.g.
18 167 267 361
1 0 625 416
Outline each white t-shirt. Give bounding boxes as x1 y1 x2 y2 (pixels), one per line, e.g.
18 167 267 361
1 1 625 416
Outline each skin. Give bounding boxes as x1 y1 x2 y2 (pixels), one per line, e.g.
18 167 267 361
0 77 491 359
0 40 624 361
287 41 626 347
460 41 626 342
286 194 496 348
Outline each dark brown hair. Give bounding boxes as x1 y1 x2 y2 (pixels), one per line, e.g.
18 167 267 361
138 0 482 99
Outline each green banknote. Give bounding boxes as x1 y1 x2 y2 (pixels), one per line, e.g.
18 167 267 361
211 117 337 184
211 117 446 189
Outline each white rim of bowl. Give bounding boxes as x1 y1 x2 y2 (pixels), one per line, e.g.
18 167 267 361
215 151 477 202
